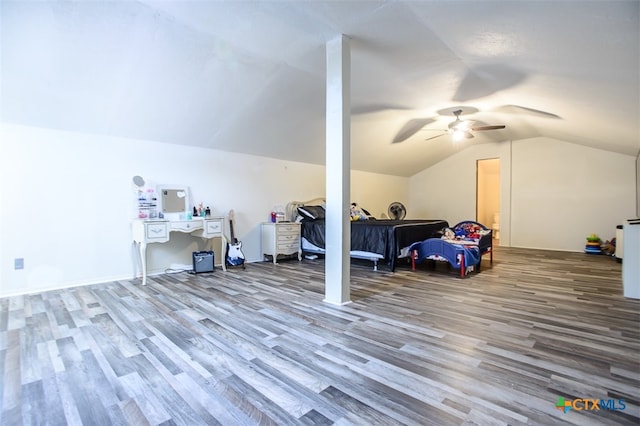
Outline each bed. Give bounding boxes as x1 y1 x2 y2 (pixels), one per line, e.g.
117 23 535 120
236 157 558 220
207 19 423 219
408 220 493 277
286 198 449 271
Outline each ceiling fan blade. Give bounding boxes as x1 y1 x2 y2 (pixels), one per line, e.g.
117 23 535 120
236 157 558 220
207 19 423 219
437 106 479 117
494 105 561 119
425 133 446 141
392 118 436 143
471 125 506 131
351 104 413 115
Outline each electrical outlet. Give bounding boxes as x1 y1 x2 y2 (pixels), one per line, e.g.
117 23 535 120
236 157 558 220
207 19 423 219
14 258 24 270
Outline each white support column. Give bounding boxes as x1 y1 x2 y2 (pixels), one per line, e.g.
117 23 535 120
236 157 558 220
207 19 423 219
324 34 351 305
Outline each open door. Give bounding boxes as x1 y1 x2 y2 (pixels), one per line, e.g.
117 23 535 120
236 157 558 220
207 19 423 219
477 158 500 242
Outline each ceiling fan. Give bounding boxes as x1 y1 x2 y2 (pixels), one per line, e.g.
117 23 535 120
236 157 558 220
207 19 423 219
424 109 506 142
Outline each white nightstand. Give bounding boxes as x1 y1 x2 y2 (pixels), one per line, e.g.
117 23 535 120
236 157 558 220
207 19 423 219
261 222 302 264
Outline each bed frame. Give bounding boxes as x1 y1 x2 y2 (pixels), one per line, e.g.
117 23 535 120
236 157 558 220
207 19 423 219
286 197 326 222
409 220 493 277
286 197 384 270
286 198 449 272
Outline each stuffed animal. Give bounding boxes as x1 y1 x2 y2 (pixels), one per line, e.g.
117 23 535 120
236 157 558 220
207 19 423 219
443 228 456 240
453 222 483 240
350 203 368 221
601 238 616 256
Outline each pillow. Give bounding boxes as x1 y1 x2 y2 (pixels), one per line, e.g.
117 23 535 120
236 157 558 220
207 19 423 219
297 205 325 221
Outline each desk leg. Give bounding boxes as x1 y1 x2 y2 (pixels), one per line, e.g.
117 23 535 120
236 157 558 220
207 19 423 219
132 241 139 280
220 236 227 271
139 241 148 285
132 240 148 285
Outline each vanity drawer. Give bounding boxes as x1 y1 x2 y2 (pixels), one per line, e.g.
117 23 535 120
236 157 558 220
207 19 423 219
171 220 202 231
205 219 223 234
146 222 168 240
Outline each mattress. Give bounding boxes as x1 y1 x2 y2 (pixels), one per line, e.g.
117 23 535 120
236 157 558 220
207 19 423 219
301 237 384 260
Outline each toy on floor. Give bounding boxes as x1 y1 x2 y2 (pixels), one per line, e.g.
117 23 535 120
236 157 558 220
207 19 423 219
601 238 616 256
584 233 602 254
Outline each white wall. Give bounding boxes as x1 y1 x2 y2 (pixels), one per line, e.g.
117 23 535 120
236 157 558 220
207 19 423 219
510 138 634 250
409 137 636 251
351 171 409 220
409 141 513 242
0 123 407 297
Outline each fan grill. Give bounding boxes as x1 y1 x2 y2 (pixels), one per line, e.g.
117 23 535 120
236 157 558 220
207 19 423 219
388 202 406 220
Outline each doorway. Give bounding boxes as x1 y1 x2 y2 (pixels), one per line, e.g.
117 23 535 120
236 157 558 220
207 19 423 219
477 158 500 241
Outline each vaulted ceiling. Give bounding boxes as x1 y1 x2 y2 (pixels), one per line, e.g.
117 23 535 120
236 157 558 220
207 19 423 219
2 1 639 176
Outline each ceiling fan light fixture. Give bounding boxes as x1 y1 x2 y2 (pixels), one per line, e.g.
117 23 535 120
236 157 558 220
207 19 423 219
447 109 472 132
457 120 472 131
448 119 462 131
418 108 504 144
452 129 466 141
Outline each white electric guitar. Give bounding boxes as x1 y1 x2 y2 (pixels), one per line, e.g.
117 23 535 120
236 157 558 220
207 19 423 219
226 210 246 268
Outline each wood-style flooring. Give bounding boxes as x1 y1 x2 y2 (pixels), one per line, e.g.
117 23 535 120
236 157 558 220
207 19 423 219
1 247 639 425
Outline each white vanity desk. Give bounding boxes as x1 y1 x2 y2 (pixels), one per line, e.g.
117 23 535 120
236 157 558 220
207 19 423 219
132 217 227 285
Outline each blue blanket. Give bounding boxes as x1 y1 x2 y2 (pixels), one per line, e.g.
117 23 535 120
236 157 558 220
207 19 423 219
409 238 481 269
454 243 480 267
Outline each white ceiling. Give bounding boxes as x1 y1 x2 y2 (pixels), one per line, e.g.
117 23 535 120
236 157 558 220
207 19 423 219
2 1 639 176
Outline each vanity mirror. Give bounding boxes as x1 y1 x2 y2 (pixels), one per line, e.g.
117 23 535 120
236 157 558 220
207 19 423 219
157 185 190 220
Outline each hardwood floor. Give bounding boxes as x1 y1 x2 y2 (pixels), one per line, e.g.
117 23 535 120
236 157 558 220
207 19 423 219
1 247 638 425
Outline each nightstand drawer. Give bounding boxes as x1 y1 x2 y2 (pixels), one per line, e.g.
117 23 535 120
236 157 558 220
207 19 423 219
277 240 300 252
277 224 300 234
277 233 299 243
278 240 300 250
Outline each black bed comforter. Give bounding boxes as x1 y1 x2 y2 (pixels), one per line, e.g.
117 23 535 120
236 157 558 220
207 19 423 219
301 219 449 271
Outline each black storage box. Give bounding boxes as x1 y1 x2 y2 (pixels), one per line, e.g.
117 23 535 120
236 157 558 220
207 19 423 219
192 251 214 273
